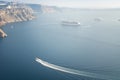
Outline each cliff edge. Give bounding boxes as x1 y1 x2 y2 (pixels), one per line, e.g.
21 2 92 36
0 2 35 38
0 29 7 38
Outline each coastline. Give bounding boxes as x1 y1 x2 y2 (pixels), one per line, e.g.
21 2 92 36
0 21 6 38
0 29 7 38
0 3 35 38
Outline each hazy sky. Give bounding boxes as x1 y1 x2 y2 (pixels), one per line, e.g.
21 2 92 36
3 0 120 8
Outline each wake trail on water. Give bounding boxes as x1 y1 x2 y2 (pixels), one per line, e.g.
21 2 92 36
35 57 118 80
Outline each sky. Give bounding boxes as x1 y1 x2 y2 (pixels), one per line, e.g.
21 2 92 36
3 0 120 8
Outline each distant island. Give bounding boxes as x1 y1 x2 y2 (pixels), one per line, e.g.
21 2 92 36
0 1 35 38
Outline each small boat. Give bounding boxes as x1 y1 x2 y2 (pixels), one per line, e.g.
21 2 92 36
61 21 80 26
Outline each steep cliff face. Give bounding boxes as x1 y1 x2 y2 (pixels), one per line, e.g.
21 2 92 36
0 29 7 38
0 7 35 24
0 4 35 38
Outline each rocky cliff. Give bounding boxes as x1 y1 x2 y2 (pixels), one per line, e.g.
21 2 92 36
0 29 7 38
0 3 35 38
0 5 35 24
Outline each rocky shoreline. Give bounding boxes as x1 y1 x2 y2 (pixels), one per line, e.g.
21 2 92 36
0 3 35 38
0 29 7 38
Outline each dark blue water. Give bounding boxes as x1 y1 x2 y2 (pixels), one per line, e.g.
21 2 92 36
1 10 120 80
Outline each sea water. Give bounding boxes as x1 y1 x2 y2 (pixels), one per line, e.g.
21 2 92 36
0 9 120 80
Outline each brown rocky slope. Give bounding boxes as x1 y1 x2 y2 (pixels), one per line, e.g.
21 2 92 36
0 4 35 38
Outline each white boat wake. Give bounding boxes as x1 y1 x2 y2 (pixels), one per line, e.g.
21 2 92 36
35 57 117 80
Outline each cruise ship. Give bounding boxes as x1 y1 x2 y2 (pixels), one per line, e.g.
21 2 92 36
61 21 81 26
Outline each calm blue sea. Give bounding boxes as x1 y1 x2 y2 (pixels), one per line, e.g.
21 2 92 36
0 10 120 80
